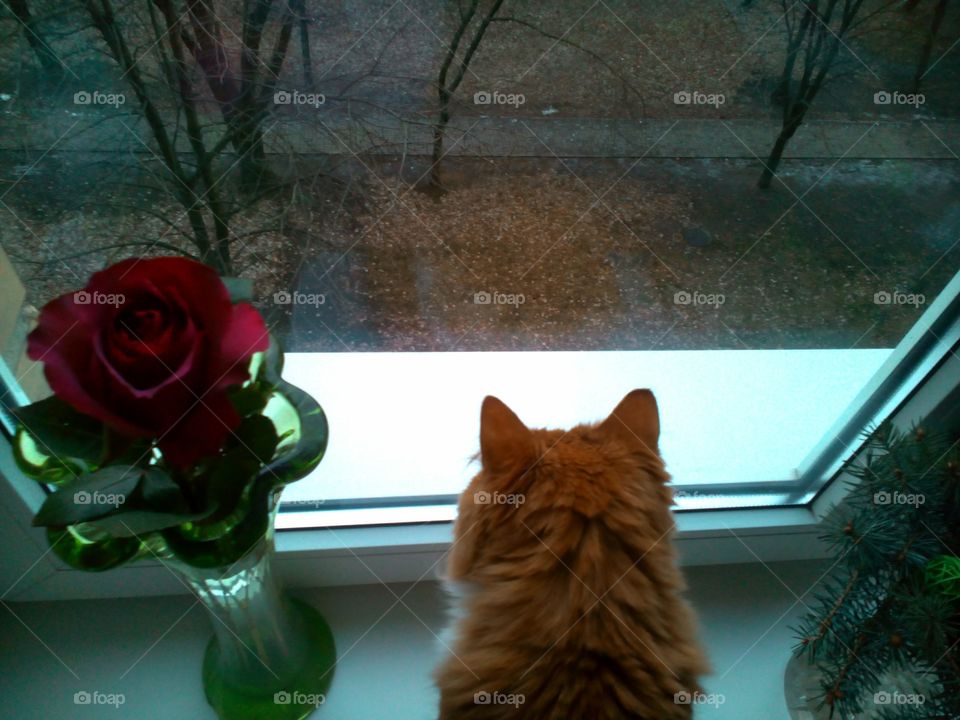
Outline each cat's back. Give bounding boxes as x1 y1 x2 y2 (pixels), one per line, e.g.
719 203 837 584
435 392 709 719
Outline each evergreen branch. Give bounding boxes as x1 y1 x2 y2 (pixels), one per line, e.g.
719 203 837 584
806 568 860 647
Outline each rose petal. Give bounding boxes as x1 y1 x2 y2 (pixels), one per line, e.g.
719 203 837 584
96 337 201 403
28 293 148 438
104 306 197 391
214 302 270 389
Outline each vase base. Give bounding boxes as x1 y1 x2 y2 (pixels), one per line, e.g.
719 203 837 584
202 598 337 720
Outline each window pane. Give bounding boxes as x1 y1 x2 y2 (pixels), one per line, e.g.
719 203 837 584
2 1 957 519
275 349 893 507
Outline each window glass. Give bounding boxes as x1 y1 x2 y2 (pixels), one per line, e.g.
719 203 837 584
2 1 957 516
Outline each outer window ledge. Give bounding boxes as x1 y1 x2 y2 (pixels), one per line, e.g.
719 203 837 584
275 504 821 555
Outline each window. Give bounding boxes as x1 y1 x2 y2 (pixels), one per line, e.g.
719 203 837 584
2 1 959 532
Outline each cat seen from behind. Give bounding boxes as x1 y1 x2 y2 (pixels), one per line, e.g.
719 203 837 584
435 390 710 719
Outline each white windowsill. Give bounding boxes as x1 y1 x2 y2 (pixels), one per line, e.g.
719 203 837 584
0 560 830 719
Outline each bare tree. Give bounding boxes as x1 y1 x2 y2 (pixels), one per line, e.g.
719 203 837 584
5 0 62 77
429 1 646 192
176 0 297 189
82 0 228 271
291 0 314 87
79 0 304 273
758 0 896 189
430 0 505 191
912 0 951 92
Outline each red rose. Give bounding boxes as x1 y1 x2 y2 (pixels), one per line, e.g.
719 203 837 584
27 257 269 468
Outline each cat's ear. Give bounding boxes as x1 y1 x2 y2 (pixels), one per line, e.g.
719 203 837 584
598 389 660 454
480 396 534 473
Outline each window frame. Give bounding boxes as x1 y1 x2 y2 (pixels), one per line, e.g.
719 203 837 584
2 272 958 602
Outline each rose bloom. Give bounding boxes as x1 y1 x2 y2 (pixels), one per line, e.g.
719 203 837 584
28 257 268 467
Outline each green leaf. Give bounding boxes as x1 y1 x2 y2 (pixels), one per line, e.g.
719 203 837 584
12 397 105 464
202 447 262 524
33 466 143 527
259 379 327 488
198 413 278 521
32 466 207 537
231 414 279 463
221 276 253 304
229 384 270 417
136 466 192 511
82 508 209 538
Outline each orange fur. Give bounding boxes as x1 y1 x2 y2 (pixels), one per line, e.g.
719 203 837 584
435 391 710 719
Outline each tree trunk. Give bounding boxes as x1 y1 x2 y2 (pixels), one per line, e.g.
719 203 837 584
428 0 504 193
758 135 787 189
913 0 949 93
7 0 62 77
292 0 314 87
238 2 295 191
155 0 234 274
232 116 266 189
430 99 450 190
87 0 221 268
758 115 802 189
180 0 263 191
235 0 274 188
179 0 274 190
760 0 863 190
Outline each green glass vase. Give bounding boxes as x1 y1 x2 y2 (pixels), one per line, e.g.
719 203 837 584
164 491 336 720
15 334 335 718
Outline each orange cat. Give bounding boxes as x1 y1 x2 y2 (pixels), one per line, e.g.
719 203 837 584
435 390 710 719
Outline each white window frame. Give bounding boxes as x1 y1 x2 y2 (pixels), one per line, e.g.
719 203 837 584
2 272 958 602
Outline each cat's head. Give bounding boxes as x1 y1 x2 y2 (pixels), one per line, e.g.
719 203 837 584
447 390 674 581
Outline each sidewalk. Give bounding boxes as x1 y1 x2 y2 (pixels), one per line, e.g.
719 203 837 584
277 116 960 160
2 112 958 160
